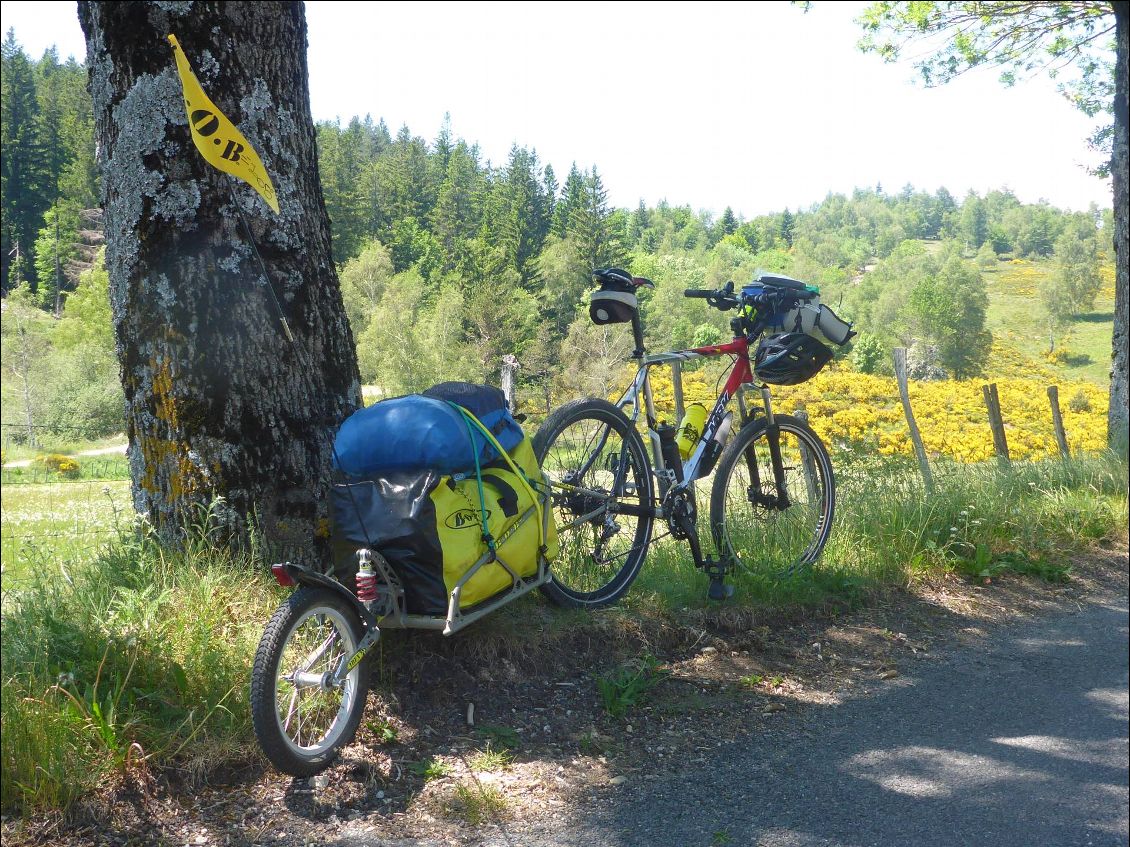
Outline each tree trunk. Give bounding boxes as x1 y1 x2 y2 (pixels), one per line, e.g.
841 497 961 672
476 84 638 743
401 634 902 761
1111 1 1129 452
78 1 361 562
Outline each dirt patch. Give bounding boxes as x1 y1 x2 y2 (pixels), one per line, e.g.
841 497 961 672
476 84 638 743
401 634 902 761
4 535 1127 846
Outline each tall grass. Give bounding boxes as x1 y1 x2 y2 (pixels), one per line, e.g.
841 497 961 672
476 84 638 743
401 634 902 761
831 451 1126 580
0 503 283 814
631 450 1127 610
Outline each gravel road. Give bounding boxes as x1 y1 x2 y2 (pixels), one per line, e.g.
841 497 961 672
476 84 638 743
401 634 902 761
482 591 1129 847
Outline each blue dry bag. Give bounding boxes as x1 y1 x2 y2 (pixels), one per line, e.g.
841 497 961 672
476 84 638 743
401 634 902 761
333 383 524 477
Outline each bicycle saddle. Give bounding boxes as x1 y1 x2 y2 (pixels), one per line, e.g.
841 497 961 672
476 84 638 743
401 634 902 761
594 268 653 289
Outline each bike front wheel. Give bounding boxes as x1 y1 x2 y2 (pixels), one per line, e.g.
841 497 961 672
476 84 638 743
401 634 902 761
250 586 370 776
533 398 654 608
709 414 834 577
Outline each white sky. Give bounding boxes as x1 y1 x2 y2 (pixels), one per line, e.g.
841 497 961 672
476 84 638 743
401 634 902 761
0 0 1114 218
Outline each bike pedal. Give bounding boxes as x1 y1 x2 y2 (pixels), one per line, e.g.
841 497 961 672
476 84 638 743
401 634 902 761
707 579 735 602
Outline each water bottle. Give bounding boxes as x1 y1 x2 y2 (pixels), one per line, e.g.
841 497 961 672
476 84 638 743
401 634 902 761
676 403 707 460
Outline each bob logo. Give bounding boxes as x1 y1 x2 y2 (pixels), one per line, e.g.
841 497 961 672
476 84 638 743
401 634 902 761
446 508 490 530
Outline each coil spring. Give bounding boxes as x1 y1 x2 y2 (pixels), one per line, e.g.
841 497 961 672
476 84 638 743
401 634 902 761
355 570 378 604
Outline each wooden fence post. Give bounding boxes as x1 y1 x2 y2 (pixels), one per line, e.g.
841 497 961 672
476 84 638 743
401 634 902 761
893 348 935 493
794 409 819 505
501 354 519 411
671 359 685 424
1047 385 1071 459
981 383 1011 466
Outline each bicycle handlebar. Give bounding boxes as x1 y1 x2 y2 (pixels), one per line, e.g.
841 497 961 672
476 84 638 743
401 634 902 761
683 282 743 312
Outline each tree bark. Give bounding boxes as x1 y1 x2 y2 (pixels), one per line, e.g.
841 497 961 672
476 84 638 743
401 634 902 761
1110 1 1129 453
78 1 361 561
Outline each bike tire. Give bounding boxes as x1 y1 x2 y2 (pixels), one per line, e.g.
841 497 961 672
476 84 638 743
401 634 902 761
533 398 654 608
250 586 370 776
709 414 834 577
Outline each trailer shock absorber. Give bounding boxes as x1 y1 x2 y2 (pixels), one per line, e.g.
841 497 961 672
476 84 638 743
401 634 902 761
355 548 378 606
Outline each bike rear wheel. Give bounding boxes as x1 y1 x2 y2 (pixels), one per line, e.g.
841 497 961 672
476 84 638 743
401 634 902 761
533 398 654 608
250 586 370 776
709 414 834 576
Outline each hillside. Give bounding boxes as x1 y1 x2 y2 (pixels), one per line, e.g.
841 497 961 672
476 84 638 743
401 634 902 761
984 257 1116 387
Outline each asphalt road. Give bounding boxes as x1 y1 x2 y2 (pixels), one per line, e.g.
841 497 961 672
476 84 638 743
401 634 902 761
484 591 1130 847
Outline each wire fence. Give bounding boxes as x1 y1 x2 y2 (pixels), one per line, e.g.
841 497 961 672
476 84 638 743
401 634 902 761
1 479 131 585
0 421 123 449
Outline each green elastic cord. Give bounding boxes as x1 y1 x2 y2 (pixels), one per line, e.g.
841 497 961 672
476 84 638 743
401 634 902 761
451 402 495 554
446 402 545 555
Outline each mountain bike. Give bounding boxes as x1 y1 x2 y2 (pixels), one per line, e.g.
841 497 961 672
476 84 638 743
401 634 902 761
533 268 853 605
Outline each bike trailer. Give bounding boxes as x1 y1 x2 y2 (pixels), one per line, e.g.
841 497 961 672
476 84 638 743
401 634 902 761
330 384 557 621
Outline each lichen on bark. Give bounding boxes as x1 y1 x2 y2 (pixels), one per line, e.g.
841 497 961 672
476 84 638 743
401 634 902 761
80 1 361 564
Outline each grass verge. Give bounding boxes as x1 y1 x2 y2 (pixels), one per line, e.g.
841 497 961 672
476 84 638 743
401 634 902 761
1 481 130 583
624 450 1126 615
0 451 1125 818
0 504 282 815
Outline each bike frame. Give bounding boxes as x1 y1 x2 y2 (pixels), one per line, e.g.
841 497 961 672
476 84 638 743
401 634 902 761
616 333 778 508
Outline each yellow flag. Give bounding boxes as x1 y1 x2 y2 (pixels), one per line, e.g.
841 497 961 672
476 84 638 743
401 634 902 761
167 34 279 214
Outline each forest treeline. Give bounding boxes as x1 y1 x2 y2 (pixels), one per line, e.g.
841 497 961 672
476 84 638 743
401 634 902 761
317 111 1113 399
0 32 98 302
0 32 1115 440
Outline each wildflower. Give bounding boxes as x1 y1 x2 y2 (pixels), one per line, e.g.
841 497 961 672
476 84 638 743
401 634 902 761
56 671 75 687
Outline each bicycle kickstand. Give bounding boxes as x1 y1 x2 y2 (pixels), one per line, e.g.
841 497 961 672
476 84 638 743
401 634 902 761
672 506 734 602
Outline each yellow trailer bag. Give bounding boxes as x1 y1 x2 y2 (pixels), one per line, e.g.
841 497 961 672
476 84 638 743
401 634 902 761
431 436 558 607
331 427 557 615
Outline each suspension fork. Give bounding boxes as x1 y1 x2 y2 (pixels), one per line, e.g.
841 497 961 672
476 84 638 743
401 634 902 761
760 387 791 508
738 386 791 509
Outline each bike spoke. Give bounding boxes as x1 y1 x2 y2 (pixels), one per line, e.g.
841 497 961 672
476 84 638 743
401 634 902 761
274 608 357 752
713 419 832 576
282 687 299 735
297 633 337 674
533 399 653 606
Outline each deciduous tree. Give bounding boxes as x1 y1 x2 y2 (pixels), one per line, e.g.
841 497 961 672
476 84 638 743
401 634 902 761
78 1 360 558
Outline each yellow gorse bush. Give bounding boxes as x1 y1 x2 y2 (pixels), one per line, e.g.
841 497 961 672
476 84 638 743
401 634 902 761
996 259 1044 297
633 355 1109 464
33 453 82 478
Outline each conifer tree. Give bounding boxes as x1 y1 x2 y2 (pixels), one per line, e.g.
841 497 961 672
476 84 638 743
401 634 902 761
779 208 795 248
719 206 738 236
1 31 50 290
430 141 483 273
567 167 620 270
552 163 585 239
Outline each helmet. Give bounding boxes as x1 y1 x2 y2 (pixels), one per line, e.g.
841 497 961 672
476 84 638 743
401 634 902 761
754 332 833 385
589 267 638 325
